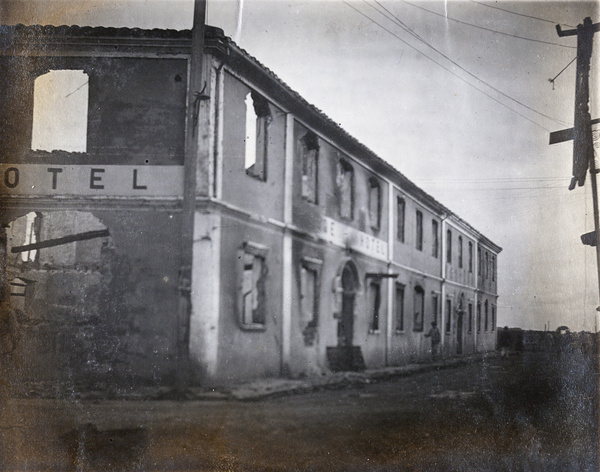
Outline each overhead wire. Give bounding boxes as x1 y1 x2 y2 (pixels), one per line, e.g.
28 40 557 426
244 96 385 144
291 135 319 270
368 0 573 127
402 0 576 49
469 0 576 29
341 1 555 131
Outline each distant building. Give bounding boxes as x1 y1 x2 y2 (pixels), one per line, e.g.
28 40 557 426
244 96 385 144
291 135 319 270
0 24 501 390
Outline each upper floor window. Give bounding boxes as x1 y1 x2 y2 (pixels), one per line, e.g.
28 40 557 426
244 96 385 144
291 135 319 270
337 159 354 220
491 255 496 281
446 230 452 264
477 247 482 275
468 242 473 273
300 132 319 203
477 302 481 332
245 92 271 181
432 220 439 258
32 69 89 153
397 197 405 242
484 252 489 279
368 178 381 230
458 236 463 269
413 286 424 331
416 211 423 251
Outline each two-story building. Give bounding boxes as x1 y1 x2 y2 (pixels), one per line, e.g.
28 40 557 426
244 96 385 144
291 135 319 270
0 23 501 391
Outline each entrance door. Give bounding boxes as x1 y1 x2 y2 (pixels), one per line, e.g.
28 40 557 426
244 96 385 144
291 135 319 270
338 263 357 347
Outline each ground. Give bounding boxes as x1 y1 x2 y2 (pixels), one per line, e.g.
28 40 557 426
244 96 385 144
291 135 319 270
0 351 597 471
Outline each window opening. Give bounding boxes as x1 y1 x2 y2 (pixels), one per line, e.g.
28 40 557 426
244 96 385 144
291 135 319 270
446 230 452 264
468 242 473 273
432 220 439 258
301 132 319 203
445 298 452 333
416 211 423 251
368 281 381 332
244 91 271 180
301 264 319 345
368 178 381 230
397 197 405 242
477 303 482 332
468 303 473 333
413 286 424 331
21 212 39 262
337 159 354 220
484 300 489 331
240 249 266 327
491 305 496 332
32 70 89 153
477 247 482 275
395 284 405 332
432 293 439 325
458 236 463 268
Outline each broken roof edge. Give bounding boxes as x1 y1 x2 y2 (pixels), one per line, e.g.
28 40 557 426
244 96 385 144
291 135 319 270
0 23 502 253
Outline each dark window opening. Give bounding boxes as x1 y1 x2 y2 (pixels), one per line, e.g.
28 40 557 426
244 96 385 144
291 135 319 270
416 211 423 251
446 230 452 264
445 298 452 333
395 284 405 332
458 236 463 269
368 281 381 332
397 197 405 242
413 286 424 331
432 220 439 258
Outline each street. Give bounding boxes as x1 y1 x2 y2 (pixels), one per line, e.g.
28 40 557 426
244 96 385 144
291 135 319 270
0 351 597 471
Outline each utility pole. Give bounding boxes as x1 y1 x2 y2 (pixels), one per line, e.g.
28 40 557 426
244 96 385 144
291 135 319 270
550 17 600 333
176 0 207 395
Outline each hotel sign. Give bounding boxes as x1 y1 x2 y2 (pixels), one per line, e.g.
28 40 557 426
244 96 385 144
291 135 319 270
0 164 184 197
320 216 388 260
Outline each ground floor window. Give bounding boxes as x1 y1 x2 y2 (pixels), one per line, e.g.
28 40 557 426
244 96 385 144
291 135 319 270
468 303 473 333
413 286 424 331
300 257 322 346
395 284 405 332
445 298 452 333
239 243 268 329
368 280 381 333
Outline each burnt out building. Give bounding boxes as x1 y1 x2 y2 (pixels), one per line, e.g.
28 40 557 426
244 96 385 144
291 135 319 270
0 23 501 391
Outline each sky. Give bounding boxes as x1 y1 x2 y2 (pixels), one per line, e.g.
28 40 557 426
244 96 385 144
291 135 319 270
2 0 599 331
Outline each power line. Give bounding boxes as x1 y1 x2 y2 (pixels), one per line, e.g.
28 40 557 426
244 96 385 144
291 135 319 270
469 0 576 29
403 0 576 50
358 1 571 128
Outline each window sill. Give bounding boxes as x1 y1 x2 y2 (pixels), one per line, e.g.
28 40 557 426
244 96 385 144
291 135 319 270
394 329 405 335
369 329 381 335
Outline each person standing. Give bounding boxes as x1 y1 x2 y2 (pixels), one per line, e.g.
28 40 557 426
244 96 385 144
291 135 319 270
424 321 441 362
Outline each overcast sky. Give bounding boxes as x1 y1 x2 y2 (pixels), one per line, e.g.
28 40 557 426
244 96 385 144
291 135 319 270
3 0 599 331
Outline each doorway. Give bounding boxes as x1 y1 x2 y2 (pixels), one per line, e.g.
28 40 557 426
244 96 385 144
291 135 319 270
338 261 358 347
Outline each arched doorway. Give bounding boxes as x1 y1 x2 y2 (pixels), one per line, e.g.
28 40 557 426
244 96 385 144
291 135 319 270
327 260 365 372
338 261 358 347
